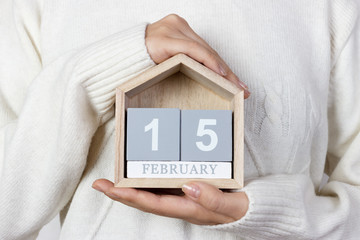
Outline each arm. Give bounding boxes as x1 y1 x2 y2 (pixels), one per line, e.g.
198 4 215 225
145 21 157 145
93 2 360 240
206 1 360 239
0 1 154 239
0 5 249 239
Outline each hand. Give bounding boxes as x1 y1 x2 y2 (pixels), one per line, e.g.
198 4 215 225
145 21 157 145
145 14 250 98
92 179 249 225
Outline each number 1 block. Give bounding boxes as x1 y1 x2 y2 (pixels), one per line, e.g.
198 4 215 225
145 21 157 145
181 110 232 162
126 108 180 161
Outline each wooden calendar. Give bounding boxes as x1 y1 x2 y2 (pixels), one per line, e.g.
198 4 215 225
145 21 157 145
115 54 244 189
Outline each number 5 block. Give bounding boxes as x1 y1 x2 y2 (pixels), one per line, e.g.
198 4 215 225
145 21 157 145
126 108 180 161
181 110 232 162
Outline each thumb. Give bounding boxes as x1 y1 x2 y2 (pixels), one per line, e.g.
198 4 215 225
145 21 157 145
182 181 248 220
182 182 226 212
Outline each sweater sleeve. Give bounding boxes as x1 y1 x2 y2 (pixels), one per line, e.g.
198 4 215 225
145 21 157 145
205 1 360 239
0 1 154 239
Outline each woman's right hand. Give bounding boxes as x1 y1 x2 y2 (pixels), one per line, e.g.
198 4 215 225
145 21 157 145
145 14 250 98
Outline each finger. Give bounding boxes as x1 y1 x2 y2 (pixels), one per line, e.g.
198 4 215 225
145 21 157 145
166 38 250 98
93 179 192 218
221 67 251 99
179 31 244 89
92 178 115 192
120 189 235 225
182 181 249 220
93 180 233 225
166 38 226 77
111 188 191 218
173 20 250 98
212 56 250 99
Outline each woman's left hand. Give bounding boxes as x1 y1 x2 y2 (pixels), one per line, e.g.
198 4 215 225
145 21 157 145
92 179 249 225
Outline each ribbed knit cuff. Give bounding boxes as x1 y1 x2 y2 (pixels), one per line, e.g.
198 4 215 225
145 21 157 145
204 175 308 239
73 23 155 117
329 0 358 67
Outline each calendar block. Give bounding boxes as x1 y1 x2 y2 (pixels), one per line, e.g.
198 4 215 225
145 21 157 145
126 108 180 161
181 110 232 162
127 161 231 178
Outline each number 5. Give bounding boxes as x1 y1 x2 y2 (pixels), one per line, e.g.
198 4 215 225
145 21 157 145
196 119 218 151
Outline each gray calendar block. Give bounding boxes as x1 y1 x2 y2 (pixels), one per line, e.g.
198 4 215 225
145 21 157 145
181 110 232 162
126 108 180 161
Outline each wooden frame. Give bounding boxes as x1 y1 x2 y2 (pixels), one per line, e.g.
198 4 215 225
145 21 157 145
115 54 244 189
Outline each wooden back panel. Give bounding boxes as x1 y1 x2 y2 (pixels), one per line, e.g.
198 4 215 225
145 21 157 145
115 54 243 189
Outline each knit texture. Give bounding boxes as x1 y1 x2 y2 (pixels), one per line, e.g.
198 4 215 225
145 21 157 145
0 0 359 239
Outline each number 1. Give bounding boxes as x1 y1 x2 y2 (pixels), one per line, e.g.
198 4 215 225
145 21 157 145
144 118 159 151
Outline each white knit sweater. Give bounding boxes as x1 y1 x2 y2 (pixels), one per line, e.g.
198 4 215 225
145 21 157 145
0 0 359 239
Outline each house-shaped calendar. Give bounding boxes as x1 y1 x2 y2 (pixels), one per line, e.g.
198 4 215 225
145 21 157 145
115 54 243 189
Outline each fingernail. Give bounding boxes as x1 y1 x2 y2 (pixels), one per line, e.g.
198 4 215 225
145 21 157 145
236 77 248 90
219 64 227 76
182 184 200 198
